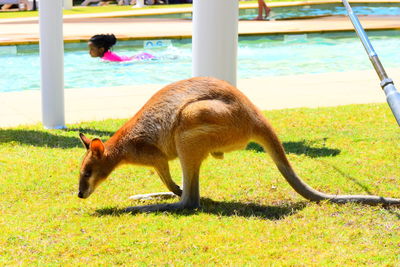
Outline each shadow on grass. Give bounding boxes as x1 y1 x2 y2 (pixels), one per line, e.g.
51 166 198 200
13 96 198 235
328 164 374 195
247 140 341 158
315 160 400 218
67 127 114 137
93 198 308 220
387 209 400 219
0 128 113 148
0 128 340 159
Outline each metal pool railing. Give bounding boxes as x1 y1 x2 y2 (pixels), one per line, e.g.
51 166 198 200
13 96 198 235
342 0 400 126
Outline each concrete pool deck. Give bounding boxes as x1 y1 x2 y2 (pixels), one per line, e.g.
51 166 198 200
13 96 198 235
1 14 400 45
0 3 400 127
1 68 399 127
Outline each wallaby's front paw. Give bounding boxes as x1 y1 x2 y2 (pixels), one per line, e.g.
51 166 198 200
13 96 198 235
173 187 183 197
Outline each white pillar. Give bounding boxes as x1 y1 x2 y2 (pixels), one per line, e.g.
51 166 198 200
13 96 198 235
39 0 66 129
63 0 73 10
192 0 239 86
133 0 145 8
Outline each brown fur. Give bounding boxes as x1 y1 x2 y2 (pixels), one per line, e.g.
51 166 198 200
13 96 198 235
78 77 400 211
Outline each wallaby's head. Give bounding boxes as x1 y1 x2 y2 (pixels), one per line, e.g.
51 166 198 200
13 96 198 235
78 133 112 199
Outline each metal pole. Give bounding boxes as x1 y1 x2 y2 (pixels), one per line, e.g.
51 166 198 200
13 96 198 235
342 0 400 126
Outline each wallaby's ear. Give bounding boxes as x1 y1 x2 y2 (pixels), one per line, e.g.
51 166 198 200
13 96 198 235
90 138 105 159
79 133 91 150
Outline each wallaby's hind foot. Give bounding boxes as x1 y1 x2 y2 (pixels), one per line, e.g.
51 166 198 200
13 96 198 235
125 200 200 213
129 192 179 201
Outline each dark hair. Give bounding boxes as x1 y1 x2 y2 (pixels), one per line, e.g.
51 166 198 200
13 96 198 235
89 34 117 52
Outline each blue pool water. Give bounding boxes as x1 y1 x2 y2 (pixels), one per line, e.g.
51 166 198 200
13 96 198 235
240 3 400 20
0 30 399 93
123 3 400 20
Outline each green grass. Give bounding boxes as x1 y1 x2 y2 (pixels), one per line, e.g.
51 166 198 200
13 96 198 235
1 103 400 265
0 0 326 19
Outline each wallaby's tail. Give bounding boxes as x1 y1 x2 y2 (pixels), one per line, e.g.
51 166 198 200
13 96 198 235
254 118 400 206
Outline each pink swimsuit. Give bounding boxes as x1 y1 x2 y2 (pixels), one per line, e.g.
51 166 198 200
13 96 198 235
101 51 155 62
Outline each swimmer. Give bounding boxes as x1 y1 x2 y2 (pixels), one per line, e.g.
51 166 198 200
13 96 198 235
88 34 156 62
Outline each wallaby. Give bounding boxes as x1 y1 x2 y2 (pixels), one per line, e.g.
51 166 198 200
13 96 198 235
78 77 400 212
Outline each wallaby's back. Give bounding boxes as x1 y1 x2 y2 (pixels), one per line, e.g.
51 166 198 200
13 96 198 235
109 77 258 155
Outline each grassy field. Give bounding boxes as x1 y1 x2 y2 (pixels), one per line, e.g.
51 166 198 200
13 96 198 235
1 103 399 265
0 0 329 19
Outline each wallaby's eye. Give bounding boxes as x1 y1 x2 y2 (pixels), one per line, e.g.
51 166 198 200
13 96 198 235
83 171 92 178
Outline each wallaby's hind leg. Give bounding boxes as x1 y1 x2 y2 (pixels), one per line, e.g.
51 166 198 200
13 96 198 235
170 99 251 209
176 150 204 209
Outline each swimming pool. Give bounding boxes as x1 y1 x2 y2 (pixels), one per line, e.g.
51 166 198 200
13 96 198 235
244 3 400 20
122 3 400 20
0 30 399 93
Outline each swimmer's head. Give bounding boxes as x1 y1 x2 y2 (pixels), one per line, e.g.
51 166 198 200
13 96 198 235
88 34 117 58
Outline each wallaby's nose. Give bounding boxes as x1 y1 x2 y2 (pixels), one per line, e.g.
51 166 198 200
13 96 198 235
78 192 84 198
